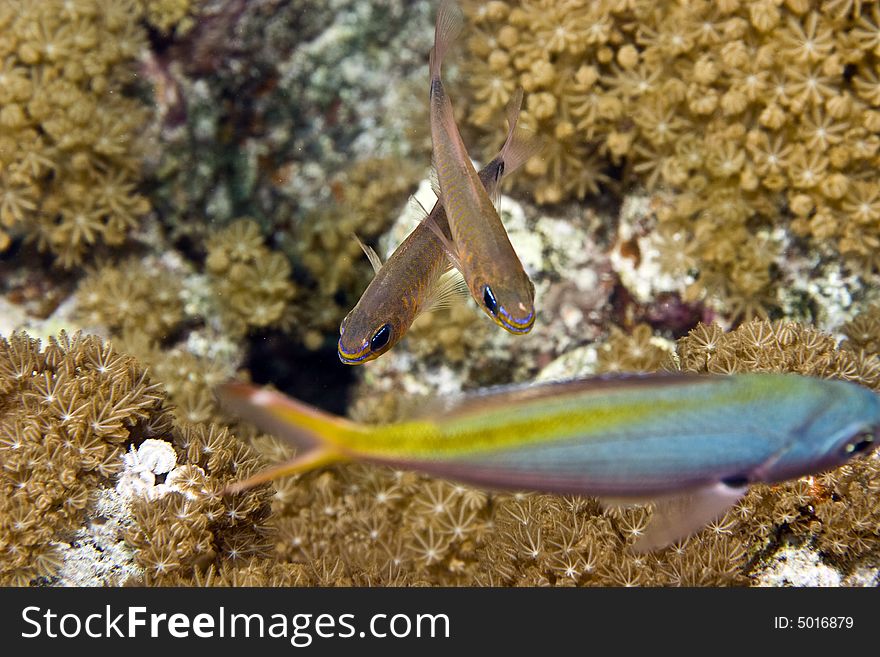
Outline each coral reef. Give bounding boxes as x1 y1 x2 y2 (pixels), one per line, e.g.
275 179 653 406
73 218 297 425
0 0 152 266
141 0 197 35
125 423 274 584
460 0 880 318
0 329 274 586
205 218 296 337
0 331 171 585
148 0 434 237
3 0 880 590
76 258 185 341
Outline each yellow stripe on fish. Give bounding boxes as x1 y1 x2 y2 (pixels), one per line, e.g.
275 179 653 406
218 372 880 552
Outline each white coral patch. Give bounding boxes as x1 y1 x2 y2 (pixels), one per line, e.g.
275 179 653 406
753 544 841 587
135 438 178 474
611 199 693 303
116 467 156 498
117 439 179 500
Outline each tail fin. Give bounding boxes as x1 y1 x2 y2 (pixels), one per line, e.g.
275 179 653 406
217 382 360 493
428 0 464 82
499 88 544 176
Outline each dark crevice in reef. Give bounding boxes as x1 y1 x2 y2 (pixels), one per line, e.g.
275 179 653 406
244 329 355 416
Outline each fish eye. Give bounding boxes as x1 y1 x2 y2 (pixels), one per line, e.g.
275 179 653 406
483 285 498 316
369 324 392 352
843 431 875 456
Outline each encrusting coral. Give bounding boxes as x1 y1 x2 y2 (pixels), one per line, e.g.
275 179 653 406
140 0 197 36
0 0 155 266
76 258 185 341
205 218 296 337
0 331 171 585
460 0 880 319
73 218 296 427
0 329 275 586
75 218 296 344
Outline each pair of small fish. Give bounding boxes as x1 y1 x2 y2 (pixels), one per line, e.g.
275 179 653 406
337 0 540 365
220 372 879 552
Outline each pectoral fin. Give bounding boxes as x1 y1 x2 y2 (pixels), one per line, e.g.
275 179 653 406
423 268 469 312
629 481 748 553
429 165 441 199
416 192 464 272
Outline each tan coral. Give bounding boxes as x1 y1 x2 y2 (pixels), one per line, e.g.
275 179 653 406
461 1 880 318
0 330 173 585
76 258 185 341
205 218 296 337
0 0 153 266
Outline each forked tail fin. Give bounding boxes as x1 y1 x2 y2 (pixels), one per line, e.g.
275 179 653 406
428 0 464 83
499 88 544 176
217 382 360 493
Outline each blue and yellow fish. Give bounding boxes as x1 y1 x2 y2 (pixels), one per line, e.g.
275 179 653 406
219 372 880 551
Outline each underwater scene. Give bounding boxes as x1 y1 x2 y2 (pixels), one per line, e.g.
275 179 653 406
1 0 880 587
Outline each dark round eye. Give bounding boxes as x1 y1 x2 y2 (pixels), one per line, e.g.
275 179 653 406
721 474 749 489
844 432 875 455
483 285 498 316
369 324 392 352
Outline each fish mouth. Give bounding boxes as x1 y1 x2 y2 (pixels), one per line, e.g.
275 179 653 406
337 341 375 365
496 307 535 334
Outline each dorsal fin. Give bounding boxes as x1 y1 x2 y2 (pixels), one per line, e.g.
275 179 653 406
428 0 464 83
354 234 383 275
498 87 543 178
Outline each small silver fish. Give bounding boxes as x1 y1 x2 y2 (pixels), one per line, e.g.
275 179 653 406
338 90 538 364
428 0 537 334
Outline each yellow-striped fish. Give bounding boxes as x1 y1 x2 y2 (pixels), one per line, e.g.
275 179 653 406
428 0 536 334
218 373 880 552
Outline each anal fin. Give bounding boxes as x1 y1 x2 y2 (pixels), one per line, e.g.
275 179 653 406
628 481 748 553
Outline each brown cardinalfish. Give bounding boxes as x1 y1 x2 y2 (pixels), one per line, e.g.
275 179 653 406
338 89 540 364
428 0 537 334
